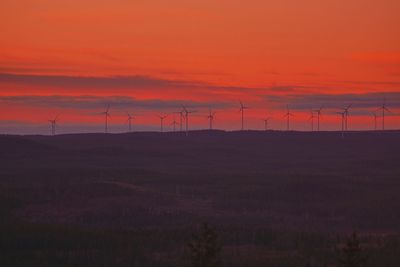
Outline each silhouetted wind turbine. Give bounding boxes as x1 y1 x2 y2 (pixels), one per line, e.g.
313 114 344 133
336 111 346 137
308 111 316 131
341 104 352 131
174 110 184 131
239 101 249 130
207 109 216 130
102 104 111 133
262 117 271 131
376 100 391 130
313 106 323 131
182 105 196 136
48 114 60 136
372 112 378 131
284 105 294 131
126 113 134 132
158 114 167 132
171 117 179 132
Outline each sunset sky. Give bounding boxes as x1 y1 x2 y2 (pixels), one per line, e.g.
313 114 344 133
1 0 400 134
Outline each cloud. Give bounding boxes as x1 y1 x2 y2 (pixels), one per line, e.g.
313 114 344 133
0 72 299 94
4 71 396 95
2 73 399 117
0 72 193 89
0 71 349 104
337 80 400 86
0 95 232 111
351 52 400 66
265 92 400 114
0 67 75 74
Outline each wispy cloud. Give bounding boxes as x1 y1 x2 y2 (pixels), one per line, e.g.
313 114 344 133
265 92 400 114
0 72 192 89
0 72 300 94
0 95 232 111
1 73 399 117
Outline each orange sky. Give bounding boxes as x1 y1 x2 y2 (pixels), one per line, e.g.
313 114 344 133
1 0 399 133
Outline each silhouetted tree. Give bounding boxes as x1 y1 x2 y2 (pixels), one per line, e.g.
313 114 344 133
188 223 221 267
337 232 367 267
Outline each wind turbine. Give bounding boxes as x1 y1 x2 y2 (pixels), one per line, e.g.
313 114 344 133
171 117 179 132
341 104 352 131
313 106 323 131
262 117 271 131
239 101 249 130
336 111 346 137
372 112 378 131
284 105 294 131
182 105 196 136
174 110 184 131
48 114 60 136
48 119 55 136
308 110 316 131
158 114 167 132
207 109 216 130
102 104 111 133
376 100 391 130
126 113 134 132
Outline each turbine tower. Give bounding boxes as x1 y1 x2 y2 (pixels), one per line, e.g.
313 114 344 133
262 117 271 131
182 105 196 136
207 109 216 130
377 100 391 130
102 104 111 133
309 110 316 131
336 111 346 137
48 119 55 136
174 110 184 131
171 117 179 132
284 105 294 131
48 114 60 136
126 113 134 132
158 115 167 132
341 104 352 131
313 106 323 131
239 101 249 130
372 112 378 131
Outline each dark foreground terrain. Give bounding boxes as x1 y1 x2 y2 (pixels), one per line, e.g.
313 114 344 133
1 130 400 266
